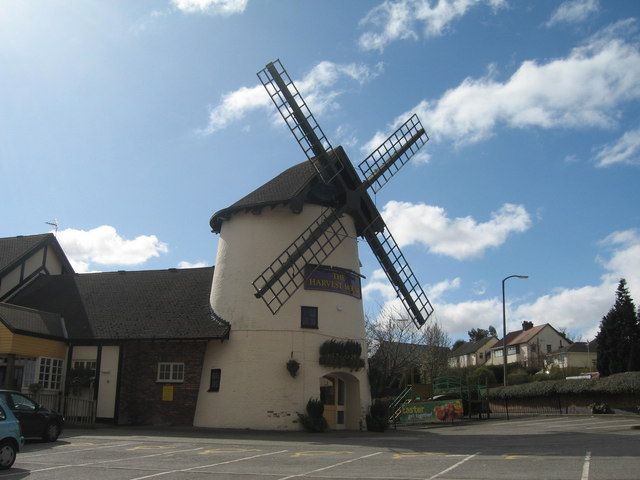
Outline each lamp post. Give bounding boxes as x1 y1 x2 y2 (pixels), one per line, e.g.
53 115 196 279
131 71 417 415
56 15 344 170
502 275 528 386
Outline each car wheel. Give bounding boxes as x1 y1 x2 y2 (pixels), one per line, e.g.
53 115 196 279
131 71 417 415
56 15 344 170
43 422 60 442
0 441 16 469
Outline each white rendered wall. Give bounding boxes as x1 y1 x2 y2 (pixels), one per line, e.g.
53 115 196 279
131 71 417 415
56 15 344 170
194 204 371 430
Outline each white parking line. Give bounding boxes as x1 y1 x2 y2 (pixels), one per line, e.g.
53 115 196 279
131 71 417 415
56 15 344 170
129 449 289 480
9 446 205 476
581 451 591 480
426 452 478 480
277 451 382 480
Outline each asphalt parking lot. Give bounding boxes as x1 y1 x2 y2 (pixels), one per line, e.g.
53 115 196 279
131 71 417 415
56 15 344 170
3 415 639 479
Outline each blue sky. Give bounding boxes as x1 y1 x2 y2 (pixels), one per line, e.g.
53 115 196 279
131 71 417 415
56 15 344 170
2 0 639 342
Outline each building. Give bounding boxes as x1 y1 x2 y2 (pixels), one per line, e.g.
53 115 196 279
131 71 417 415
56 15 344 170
1 233 229 425
547 340 598 371
193 160 372 430
449 336 498 368
487 321 571 369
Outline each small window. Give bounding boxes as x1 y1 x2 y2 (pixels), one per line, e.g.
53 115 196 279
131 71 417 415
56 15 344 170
157 362 184 383
38 357 63 390
209 369 221 392
546 344 552 354
301 306 318 329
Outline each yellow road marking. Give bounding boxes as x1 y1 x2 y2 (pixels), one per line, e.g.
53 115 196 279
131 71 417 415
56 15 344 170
292 451 352 457
393 452 446 459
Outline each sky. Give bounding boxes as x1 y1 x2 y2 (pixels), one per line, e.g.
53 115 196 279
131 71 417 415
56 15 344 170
2 0 639 343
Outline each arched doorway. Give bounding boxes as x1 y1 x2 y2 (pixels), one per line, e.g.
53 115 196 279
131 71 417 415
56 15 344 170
320 373 360 430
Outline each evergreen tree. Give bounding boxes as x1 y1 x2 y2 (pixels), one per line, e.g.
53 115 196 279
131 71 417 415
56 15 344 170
596 279 640 376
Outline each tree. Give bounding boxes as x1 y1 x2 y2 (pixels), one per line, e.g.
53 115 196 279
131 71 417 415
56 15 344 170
452 339 466 351
596 279 640 376
468 325 497 342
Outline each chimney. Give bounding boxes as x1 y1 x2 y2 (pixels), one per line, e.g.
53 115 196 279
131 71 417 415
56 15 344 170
522 320 534 331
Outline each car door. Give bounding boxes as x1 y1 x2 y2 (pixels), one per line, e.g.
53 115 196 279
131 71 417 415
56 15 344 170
6 393 43 438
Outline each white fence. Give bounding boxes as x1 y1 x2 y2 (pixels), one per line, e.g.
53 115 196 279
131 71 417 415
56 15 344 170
33 392 96 427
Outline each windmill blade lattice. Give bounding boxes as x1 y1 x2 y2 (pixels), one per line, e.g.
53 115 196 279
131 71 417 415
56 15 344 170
257 60 343 184
253 208 348 314
358 114 428 194
364 221 434 328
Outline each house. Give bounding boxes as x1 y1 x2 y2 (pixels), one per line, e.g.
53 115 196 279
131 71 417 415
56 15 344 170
547 340 597 371
0 234 73 391
487 321 571 369
449 336 498 368
1 233 229 425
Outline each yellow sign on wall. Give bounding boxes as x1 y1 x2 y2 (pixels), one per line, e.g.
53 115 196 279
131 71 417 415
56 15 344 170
162 385 174 402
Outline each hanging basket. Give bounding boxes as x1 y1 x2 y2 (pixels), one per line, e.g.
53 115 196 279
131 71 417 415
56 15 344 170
286 359 300 378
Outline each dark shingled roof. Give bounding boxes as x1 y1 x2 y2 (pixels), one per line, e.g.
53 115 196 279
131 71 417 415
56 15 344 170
0 234 74 276
0 303 66 340
210 161 319 233
9 267 229 341
450 336 495 357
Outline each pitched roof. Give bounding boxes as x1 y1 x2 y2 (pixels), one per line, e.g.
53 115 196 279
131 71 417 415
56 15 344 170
210 161 319 233
0 303 66 340
0 234 74 276
451 336 496 356
8 267 229 341
551 340 597 355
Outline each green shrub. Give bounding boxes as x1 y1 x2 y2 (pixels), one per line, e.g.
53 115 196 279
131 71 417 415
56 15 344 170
366 400 389 432
468 366 497 386
506 372 530 385
319 339 365 370
298 398 328 432
488 372 640 399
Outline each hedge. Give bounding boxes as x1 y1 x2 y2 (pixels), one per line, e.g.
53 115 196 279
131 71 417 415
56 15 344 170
488 371 640 400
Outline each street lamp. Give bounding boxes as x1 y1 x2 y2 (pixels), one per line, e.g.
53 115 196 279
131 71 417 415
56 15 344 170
502 275 528 386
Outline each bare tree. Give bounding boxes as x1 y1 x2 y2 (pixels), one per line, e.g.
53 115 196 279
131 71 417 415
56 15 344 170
419 320 451 381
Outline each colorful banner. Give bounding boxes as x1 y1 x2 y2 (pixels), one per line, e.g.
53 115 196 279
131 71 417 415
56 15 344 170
399 399 463 424
304 265 362 299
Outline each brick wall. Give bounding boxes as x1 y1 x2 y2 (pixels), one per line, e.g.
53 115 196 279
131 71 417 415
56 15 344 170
118 340 207 425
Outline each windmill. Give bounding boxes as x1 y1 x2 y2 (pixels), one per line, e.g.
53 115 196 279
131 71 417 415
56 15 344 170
254 59 434 329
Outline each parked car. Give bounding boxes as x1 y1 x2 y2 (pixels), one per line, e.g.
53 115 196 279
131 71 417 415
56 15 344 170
0 399 24 469
0 391 64 442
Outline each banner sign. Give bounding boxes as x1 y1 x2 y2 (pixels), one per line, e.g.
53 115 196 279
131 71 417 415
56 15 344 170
398 399 463 424
304 265 362 299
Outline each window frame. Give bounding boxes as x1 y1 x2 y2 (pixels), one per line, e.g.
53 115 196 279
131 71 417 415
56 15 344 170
38 357 63 390
157 362 185 383
208 368 221 392
301 306 318 329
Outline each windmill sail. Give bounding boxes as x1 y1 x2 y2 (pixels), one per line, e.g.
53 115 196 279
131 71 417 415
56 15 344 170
257 60 343 183
253 208 348 314
253 59 434 327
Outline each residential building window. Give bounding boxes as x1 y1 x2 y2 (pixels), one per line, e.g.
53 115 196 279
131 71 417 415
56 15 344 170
546 344 552 354
209 369 221 392
301 306 318 329
494 350 503 357
38 357 63 390
73 360 97 372
507 345 520 355
157 362 184 383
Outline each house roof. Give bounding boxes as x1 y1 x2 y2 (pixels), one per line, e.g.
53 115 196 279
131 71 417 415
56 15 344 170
491 323 570 349
209 148 385 237
0 303 66 340
8 267 229 341
450 336 496 357
0 234 74 277
210 161 321 233
551 340 597 355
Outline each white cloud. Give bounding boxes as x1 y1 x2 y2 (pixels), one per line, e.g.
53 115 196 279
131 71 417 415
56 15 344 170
172 0 248 15
382 201 532 260
359 0 507 52
56 226 168 273
594 127 640 167
198 61 383 135
376 27 640 146
545 0 599 28
178 260 208 268
376 228 640 340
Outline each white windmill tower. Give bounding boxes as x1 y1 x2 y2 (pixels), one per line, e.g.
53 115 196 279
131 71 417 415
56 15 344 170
194 60 434 430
